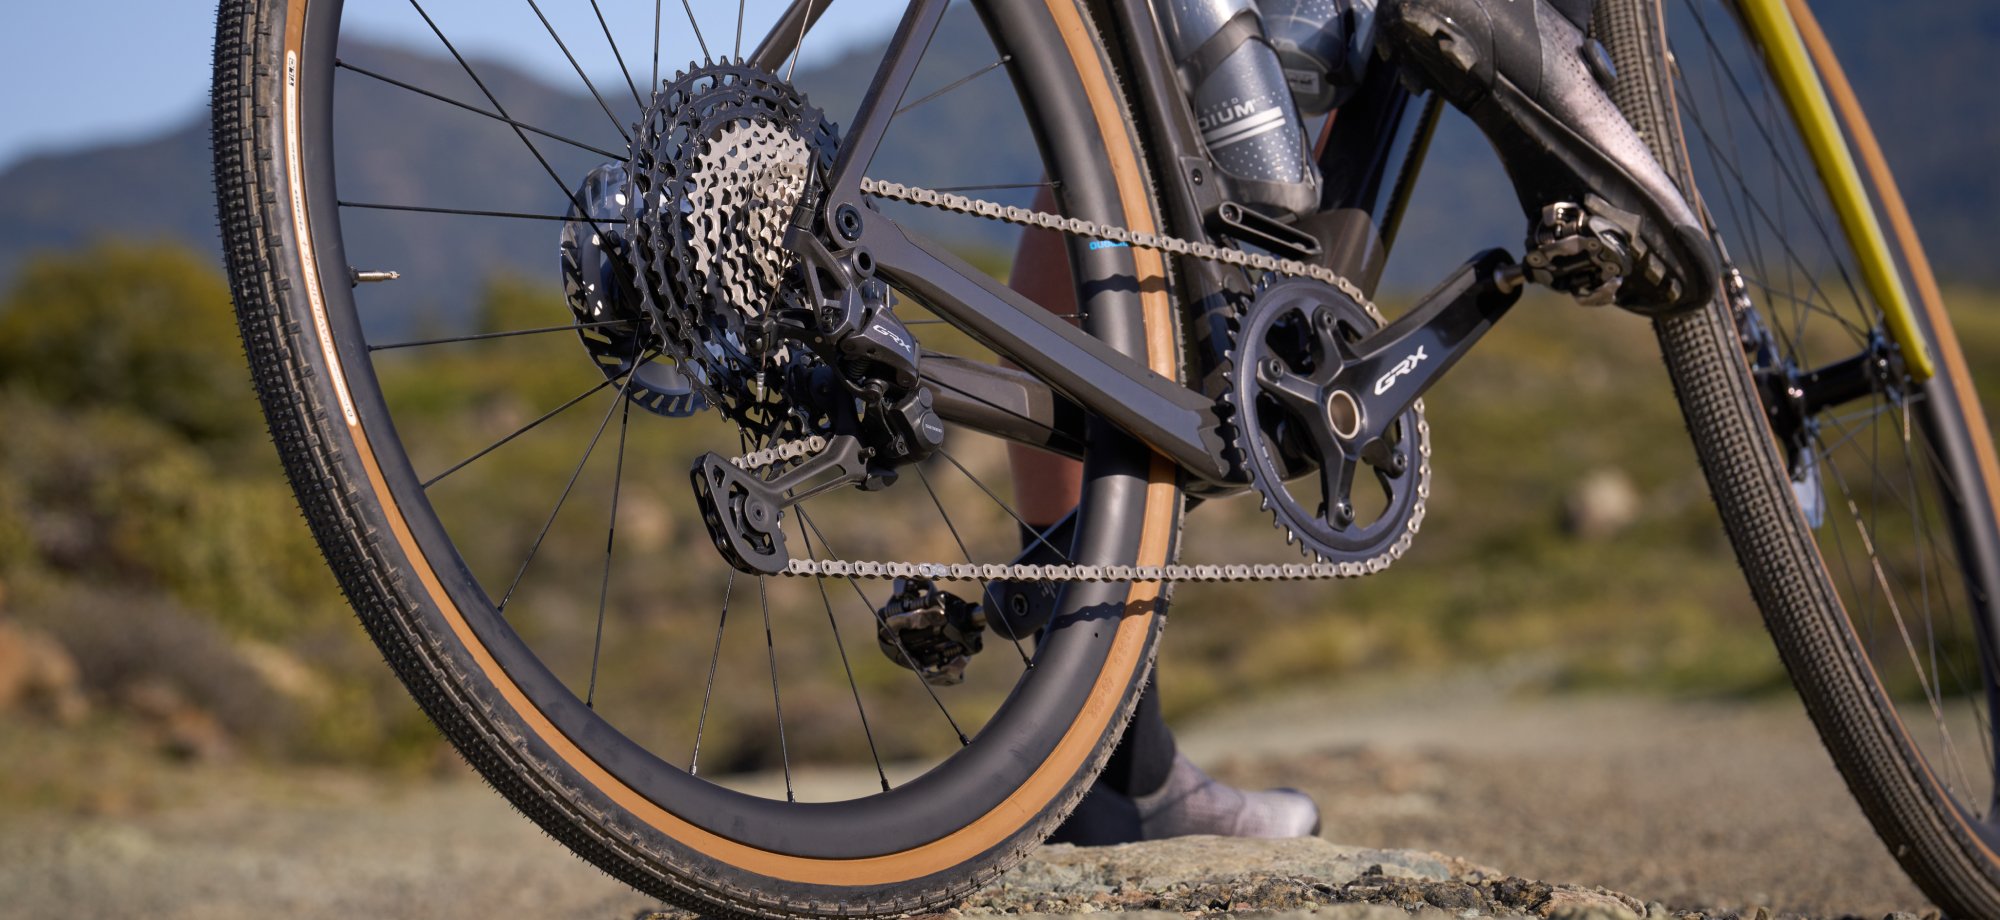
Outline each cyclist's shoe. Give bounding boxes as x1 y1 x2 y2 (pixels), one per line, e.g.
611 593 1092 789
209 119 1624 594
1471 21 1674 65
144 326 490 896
1380 0 1718 313
1049 754 1321 844
1132 753 1322 840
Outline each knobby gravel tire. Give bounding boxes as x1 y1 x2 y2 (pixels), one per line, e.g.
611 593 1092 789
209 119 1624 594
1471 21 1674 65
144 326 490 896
1598 1 2000 915
211 0 1184 914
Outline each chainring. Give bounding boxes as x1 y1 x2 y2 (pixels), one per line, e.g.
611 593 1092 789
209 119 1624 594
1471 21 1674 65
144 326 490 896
627 61 842 439
1228 277 1429 563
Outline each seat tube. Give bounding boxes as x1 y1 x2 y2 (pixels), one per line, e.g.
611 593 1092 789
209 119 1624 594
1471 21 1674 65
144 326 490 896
1297 64 1443 298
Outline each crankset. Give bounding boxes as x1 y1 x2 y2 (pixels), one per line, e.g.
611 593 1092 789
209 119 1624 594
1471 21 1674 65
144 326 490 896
1231 249 1523 561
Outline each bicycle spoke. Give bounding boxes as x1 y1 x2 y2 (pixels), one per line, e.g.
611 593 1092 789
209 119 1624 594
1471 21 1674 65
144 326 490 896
523 0 632 143
1675 81 1863 344
895 57 1011 118
369 320 627 352
691 571 733 775
588 0 647 110
400 0 630 251
423 378 614 488
786 0 817 80
912 465 1033 669
797 522 891 792
936 447 1075 565
736 0 747 62
340 200 584 223
679 0 713 64
335 60 626 162
585 399 632 709
1821 425 1980 798
652 0 662 88
497 365 642 613
1680 0 1870 318
757 577 794 802
796 507 968 745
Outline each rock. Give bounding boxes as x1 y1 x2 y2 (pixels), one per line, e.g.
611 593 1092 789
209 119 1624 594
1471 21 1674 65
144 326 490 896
1538 888 1644 920
0 617 89 724
235 638 330 708
987 836 1454 903
1563 468 1642 539
120 677 233 762
644 835 1841 920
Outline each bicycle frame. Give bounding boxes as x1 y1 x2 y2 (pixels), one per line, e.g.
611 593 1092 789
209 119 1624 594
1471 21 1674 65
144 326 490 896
1737 0 1934 381
762 0 1444 487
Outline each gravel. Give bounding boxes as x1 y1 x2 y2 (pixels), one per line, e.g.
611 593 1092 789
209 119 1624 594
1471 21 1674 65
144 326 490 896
0 677 1944 920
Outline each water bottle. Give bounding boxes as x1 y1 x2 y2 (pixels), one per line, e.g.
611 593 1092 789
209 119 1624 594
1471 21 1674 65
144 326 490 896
1158 0 1321 218
1260 0 1380 114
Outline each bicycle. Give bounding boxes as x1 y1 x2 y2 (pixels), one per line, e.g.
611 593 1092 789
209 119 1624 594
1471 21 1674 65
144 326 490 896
210 0 2000 916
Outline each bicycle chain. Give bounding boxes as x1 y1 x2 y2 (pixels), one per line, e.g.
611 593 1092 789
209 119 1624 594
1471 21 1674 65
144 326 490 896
739 180 1420 584
730 435 828 472
743 434 1402 583
859 178 1376 306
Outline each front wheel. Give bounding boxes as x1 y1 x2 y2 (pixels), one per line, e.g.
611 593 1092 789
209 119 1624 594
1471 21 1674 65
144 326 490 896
1600 1 2000 915
211 0 1184 915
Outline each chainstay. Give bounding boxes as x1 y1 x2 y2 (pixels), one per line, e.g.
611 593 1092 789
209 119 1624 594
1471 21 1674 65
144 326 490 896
746 422 1412 583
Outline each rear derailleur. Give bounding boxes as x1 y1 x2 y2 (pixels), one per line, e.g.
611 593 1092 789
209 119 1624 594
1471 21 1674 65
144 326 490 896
692 206 945 577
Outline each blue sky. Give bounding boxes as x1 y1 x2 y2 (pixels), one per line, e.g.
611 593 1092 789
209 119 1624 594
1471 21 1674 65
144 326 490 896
0 1 899 173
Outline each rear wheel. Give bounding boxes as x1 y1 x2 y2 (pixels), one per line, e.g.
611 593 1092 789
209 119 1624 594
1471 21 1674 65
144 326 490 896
211 1 1182 914
1600 1 2000 914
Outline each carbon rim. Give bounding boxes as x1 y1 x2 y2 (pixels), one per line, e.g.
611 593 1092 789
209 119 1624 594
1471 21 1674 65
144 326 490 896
274 0 1177 872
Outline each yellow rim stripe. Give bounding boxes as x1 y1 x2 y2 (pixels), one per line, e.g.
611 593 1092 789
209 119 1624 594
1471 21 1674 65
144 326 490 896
1735 0 1935 381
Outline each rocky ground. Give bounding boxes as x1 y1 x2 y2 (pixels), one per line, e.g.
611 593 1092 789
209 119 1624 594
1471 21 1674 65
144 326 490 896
0 675 1941 920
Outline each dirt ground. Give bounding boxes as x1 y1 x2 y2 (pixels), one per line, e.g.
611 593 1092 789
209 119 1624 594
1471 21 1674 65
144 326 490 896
0 674 1936 919
1180 674 1932 917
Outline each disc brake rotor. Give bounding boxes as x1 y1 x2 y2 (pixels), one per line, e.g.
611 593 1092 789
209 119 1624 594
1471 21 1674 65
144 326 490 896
561 163 706 417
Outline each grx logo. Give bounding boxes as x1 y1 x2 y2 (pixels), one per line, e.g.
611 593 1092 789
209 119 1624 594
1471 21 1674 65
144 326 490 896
1372 346 1429 396
871 323 911 356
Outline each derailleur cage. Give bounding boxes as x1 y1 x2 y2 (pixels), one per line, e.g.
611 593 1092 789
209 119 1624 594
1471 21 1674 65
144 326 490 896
691 435 874 575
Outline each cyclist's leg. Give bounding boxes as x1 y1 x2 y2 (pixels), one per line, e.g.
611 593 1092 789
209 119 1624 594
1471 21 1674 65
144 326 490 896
1379 0 1718 311
1002 202 1084 530
1007 192 1317 843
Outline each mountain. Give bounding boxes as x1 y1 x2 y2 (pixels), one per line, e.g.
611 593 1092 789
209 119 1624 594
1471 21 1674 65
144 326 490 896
0 9 1037 332
2 0 1995 324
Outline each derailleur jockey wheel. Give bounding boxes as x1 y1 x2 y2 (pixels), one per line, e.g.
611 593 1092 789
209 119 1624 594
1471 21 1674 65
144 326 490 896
1229 278 1429 563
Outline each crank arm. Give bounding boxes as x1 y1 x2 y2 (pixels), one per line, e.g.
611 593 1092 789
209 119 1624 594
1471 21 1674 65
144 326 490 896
1338 249 1524 444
